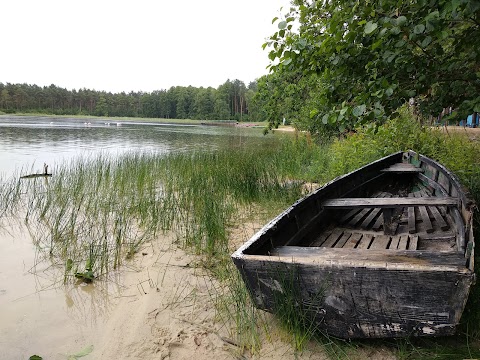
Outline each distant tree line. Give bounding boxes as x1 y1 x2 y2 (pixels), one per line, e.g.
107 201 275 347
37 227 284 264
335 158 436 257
0 79 261 121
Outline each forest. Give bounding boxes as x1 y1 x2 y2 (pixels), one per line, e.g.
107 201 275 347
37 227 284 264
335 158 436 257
0 79 261 122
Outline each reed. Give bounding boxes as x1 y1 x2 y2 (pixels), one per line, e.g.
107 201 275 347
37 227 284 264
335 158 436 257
2 138 310 285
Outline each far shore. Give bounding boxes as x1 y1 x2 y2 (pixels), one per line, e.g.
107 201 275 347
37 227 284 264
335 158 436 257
0 113 267 127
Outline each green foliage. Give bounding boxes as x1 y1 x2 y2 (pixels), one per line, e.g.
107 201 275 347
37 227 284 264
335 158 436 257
326 107 480 183
253 68 341 138
265 0 480 130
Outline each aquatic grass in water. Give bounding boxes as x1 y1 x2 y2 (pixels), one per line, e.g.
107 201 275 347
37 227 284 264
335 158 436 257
3 141 307 283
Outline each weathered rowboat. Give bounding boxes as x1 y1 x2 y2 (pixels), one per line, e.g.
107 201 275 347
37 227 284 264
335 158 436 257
232 151 475 338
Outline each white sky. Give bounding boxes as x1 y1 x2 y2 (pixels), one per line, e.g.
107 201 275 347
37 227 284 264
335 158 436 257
0 0 291 93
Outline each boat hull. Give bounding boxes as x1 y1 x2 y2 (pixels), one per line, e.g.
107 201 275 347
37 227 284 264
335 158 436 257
234 248 473 338
232 151 475 338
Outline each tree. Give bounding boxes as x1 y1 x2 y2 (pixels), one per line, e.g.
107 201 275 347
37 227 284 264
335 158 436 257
266 0 480 130
95 94 109 116
0 87 11 110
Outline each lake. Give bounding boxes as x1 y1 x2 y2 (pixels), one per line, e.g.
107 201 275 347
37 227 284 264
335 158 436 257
0 115 279 359
0 115 272 178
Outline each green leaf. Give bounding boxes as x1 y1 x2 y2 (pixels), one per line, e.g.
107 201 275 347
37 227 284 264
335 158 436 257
29 356 42 360
322 113 329 124
421 36 432 48
297 38 307 49
386 53 396 63
352 104 366 117
390 26 401 35
371 39 383 50
66 259 73 272
310 109 319 118
278 21 287 30
396 16 407 26
364 21 378 35
272 17 278 24
414 24 425 34
67 345 94 360
282 58 292 66
385 88 394 97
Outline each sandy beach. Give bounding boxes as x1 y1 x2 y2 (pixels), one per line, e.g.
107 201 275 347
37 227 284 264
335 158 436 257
88 222 396 360
91 230 326 359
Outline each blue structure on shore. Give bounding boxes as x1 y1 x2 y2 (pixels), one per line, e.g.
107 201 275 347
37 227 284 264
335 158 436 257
466 113 479 127
459 113 479 127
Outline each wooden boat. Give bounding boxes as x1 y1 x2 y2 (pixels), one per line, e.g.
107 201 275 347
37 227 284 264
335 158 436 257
232 151 475 338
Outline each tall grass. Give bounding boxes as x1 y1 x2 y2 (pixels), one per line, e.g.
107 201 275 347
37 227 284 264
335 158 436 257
0 172 23 222
1 142 313 283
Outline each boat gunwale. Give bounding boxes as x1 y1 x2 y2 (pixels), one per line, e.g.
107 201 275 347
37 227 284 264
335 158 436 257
240 247 472 274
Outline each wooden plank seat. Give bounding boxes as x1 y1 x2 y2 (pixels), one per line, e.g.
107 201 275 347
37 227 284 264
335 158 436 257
323 197 457 235
322 197 458 208
381 163 424 173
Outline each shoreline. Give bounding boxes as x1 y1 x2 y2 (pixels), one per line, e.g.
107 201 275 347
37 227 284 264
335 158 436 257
0 113 267 127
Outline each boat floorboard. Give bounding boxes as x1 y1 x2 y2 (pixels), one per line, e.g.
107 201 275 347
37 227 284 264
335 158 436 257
307 189 456 252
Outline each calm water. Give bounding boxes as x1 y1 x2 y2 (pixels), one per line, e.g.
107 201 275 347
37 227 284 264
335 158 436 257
0 115 271 178
0 115 278 359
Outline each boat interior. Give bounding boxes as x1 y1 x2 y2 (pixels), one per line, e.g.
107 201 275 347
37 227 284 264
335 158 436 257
254 159 470 260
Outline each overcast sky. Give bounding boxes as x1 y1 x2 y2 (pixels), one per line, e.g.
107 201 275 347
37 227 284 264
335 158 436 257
0 0 292 93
